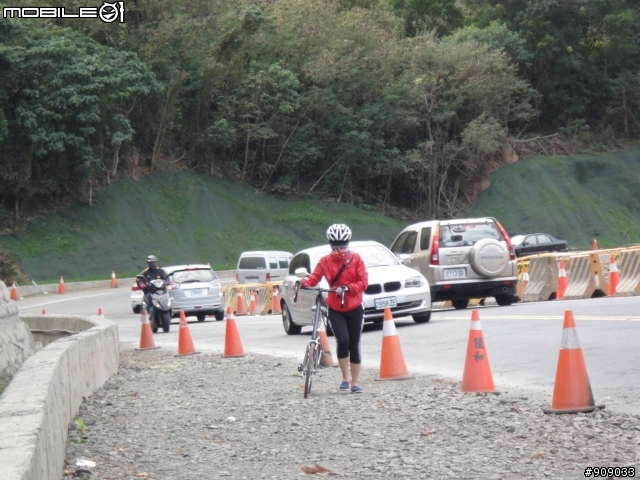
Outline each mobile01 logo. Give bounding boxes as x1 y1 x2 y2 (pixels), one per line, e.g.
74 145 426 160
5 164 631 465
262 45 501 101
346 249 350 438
3 2 125 23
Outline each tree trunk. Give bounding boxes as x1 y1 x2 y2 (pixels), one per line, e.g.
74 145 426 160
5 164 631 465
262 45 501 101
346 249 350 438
623 83 629 135
337 161 350 203
308 158 340 195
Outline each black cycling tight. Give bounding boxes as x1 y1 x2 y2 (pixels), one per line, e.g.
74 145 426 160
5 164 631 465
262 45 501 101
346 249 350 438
328 305 364 364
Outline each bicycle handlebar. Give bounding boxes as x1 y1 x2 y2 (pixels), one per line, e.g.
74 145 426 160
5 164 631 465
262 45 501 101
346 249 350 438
293 281 345 308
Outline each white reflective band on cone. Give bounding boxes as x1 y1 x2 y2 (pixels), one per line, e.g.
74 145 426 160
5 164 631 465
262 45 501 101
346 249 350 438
382 319 397 336
469 320 482 331
523 272 529 281
561 327 581 349
611 262 618 272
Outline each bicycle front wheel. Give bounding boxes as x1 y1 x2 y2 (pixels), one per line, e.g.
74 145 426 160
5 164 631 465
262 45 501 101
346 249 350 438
304 343 315 399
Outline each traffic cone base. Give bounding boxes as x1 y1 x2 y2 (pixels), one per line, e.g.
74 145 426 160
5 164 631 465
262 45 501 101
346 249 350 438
136 310 160 351
223 307 246 358
461 310 496 393
377 308 410 381
543 310 604 414
176 311 199 356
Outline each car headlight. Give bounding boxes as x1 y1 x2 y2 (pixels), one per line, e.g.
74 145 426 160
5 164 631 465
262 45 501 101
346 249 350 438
405 276 426 288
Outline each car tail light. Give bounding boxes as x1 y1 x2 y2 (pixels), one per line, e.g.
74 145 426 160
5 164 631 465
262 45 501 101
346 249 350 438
495 221 516 261
131 285 139 291
266 272 271 282
430 225 440 265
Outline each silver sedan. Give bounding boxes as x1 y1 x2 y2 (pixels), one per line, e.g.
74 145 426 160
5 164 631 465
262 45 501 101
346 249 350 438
280 241 432 335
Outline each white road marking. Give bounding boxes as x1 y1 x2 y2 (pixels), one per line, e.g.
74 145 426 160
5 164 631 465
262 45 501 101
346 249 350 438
432 315 640 321
17 292 117 309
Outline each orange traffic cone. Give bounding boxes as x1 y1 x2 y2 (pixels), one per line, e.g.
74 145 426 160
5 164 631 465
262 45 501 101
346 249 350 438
522 266 529 292
557 261 568 300
271 286 282 314
318 319 334 368
461 310 496 393
223 306 246 358
10 282 19 301
135 309 160 351
592 238 598 250
42 309 46 315
378 307 409 380
235 291 247 316
249 290 257 316
110 271 118 288
543 311 604 414
608 255 620 296
176 311 199 356
58 276 66 294
98 307 104 317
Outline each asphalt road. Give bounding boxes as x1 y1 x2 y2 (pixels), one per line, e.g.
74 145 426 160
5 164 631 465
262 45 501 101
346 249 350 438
16 288 640 414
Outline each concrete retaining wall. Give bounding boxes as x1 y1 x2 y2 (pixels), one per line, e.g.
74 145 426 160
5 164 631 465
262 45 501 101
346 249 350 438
0 281 37 391
0 314 119 480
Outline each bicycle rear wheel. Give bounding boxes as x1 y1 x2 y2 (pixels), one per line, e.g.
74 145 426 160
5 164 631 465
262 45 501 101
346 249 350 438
304 343 315 399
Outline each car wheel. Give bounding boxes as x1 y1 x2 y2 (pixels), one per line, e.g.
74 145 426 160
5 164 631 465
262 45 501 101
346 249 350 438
412 312 431 323
133 305 141 314
214 310 225 321
452 299 470 310
282 303 302 335
495 294 515 306
196 312 207 322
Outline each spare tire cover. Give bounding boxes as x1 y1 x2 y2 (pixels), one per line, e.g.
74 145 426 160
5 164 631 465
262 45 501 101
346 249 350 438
469 239 509 278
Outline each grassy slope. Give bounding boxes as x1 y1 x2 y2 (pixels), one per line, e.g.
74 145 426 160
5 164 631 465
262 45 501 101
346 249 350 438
0 171 406 283
464 147 640 249
2 148 640 283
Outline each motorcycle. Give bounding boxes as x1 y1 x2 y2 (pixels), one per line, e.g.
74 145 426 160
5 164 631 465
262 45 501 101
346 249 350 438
137 275 172 333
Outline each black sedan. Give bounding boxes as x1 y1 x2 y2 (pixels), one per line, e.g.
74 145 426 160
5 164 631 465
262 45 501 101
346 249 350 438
510 233 568 257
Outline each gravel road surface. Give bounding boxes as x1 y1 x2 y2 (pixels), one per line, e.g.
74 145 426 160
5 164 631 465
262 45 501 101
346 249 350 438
62 347 640 479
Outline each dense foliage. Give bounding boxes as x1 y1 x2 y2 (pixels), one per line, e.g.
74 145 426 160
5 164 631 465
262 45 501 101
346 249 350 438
1 0 639 226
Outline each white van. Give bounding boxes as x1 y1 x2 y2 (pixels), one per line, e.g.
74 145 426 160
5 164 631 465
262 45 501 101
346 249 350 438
236 251 294 284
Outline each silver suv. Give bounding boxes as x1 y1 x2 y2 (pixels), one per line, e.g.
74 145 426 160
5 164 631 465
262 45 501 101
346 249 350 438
390 217 517 309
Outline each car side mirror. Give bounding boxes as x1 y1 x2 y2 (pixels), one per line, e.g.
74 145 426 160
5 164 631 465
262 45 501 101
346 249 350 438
522 241 529 246
294 267 309 278
397 253 412 264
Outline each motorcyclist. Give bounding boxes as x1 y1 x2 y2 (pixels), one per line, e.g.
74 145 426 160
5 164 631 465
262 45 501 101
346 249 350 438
138 255 167 318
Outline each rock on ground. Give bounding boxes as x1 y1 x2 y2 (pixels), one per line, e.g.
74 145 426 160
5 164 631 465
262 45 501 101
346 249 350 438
62 349 640 479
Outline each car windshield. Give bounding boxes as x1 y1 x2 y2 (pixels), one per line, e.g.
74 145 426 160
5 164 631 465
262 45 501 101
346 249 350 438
440 222 502 247
314 245 400 268
170 268 216 284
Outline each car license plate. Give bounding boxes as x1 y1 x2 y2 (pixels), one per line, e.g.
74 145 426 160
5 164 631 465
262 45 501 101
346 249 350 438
444 268 466 279
187 289 207 297
375 297 397 310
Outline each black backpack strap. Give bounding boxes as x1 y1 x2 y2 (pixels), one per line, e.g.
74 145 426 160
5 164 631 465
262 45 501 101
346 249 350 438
329 257 353 287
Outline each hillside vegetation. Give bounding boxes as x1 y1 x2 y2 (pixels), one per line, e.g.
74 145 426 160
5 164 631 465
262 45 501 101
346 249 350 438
466 147 640 248
0 171 406 284
2 0 640 228
2 147 640 284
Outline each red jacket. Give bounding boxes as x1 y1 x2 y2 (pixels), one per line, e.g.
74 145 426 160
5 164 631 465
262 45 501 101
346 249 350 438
301 251 368 312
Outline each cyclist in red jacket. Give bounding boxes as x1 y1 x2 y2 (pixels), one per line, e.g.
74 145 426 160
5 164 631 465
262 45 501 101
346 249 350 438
301 224 369 393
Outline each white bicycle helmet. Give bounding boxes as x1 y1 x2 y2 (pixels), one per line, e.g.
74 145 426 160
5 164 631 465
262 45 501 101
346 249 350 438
327 224 352 246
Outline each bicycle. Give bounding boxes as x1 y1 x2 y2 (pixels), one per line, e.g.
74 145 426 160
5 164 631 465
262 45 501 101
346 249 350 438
293 282 345 398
